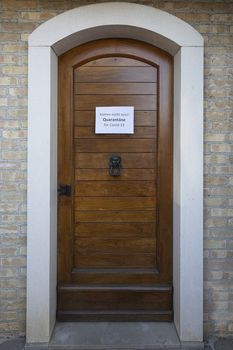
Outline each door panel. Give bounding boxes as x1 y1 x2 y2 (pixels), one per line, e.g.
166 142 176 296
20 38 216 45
58 39 173 321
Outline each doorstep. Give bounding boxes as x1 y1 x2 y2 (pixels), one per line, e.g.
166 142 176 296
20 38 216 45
25 322 204 349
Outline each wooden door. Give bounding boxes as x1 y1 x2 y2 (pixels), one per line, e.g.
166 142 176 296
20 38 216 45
57 39 173 321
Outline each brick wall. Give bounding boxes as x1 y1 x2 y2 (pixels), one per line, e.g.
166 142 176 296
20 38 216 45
0 0 233 340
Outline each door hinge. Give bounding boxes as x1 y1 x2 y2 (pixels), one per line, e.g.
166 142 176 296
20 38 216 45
58 184 71 196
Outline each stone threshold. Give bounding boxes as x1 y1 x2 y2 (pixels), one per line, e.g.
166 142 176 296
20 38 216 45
25 322 204 349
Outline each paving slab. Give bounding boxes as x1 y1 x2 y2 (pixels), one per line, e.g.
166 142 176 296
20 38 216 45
50 322 180 349
0 337 25 350
214 339 233 350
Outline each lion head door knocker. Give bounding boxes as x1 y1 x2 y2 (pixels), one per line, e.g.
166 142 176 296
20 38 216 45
109 155 121 177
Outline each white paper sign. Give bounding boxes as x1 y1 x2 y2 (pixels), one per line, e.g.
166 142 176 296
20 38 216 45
95 106 134 134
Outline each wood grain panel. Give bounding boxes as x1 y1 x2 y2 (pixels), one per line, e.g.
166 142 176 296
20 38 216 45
75 210 156 223
75 111 157 126
76 237 156 254
75 181 156 197
74 126 157 138
75 197 156 211
75 66 157 83
75 169 156 181
58 39 173 321
75 254 156 268
75 82 157 95
75 139 156 153
74 94 157 110
75 153 156 169
58 287 172 311
75 222 155 238
58 311 173 322
69 271 162 285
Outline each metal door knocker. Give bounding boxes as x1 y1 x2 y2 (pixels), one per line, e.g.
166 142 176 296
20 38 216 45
109 155 121 177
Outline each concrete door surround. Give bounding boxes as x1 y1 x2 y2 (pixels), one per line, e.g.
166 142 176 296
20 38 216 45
27 2 204 346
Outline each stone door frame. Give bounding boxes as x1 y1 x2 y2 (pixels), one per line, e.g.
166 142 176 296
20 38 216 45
27 2 204 345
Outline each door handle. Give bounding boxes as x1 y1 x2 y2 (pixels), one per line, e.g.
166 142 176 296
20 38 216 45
109 155 121 177
58 184 71 196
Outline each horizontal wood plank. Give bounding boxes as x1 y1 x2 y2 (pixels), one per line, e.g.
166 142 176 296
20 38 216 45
75 197 156 210
75 66 157 83
75 139 156 153
74 126 157 139
75 181 156 197
57 311 173 322
74 94 157 110
58 287 171 311
75 169 156 181
75 253 156 268
75 210 156 223
75 153 156 169
75 111 157 126
76 237 156 254
75 222 156 238
75 82 157 95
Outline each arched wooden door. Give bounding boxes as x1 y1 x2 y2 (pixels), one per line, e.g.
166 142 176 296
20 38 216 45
57 39 173 321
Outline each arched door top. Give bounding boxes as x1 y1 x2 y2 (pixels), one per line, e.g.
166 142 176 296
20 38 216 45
29 2 203 55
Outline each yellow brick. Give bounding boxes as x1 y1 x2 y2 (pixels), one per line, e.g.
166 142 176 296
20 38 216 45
0 247 18 256
211 208 233 217
0 33 20 41
205 134 227 142
2 215 27 224
2 151 27 160
2 0 37 9
197 25 229 34
204 239 226 249
210 144 233 153
1 139 25 149
20 33 29 42
39 12 57 21
3 44 27 53
0 322 22 332
8 98 27 107
0 120 19 128
0 203 18 213
21 55 28 64
3 66 27 75
0 290 17 298
0 10 18 19
176 12 210 22
205 176 228 186
0 77 17 85
9 87 27 97
0 55 18 64
2 257 26 267
0 268 18 277
0 98 8 106
2 22 36 32
211 14 233 22
208 35 233 45
0 312 17 321
0 87 8 96
10 109 27 118
3 130 27 138
21 11 41 20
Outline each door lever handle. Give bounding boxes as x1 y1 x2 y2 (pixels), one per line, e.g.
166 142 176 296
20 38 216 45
58 184 71 196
